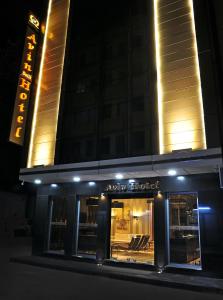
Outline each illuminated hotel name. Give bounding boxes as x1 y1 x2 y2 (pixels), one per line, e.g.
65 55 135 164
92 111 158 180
9 13 39 145
105 181 160 192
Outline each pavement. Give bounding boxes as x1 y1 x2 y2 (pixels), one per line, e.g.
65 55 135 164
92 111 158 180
2 237 223 299
10 253 223 295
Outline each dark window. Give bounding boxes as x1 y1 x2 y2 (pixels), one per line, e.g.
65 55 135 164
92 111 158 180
76 82 86 94
132 97 144 112
101 137 110 155
105 45 113 59
116 134 125 154
132 35 142 48
86 140 94 157
74 111 88 125
131 1 147 16
132 131 145 151
118 42 127 56
102 105 112 119
73 142 81 158
116 102 125 117
80 53 86 66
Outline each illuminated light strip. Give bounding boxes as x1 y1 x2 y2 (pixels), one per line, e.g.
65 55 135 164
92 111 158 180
27 0 53 168
53 0 70 159
188 0 207 149
27 0 70 168
193 207 211 211
154 0 164 154
154 0 206 154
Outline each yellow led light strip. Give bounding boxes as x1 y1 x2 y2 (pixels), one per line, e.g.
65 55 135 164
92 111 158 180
188 0 207 149
27 0 53 168
154 0 164 154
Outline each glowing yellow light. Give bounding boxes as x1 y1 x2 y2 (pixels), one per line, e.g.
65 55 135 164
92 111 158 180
27 0 70 168
188 0 207 149
48 32 54 40
154 0 206 154
41 25 46 34
27 0 53 168
54 0 70 164
29 14 40 30
154 0 164 154
133 211 142 218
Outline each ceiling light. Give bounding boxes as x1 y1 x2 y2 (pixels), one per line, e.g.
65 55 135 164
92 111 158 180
177 176 185 181
51 183 58 188
115 173 123 180
88 182 95 186
34 179 42 184
73 176 80 182
129 179 135 183
168 169 177 176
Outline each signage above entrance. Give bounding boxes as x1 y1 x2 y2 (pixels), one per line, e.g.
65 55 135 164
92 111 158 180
104 180 160 193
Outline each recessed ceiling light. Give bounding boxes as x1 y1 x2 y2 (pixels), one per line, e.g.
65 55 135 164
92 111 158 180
73 176 80 182
129 179 135 183
168 169 177 176
177 176 185 181
34 179 42 184
88 181 95 186
51 183 58 188
115 173 123 179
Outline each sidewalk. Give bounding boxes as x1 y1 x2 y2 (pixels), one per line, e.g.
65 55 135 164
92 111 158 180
10 255 223 295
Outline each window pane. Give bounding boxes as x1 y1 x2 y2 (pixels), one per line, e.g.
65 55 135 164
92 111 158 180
169 193 201 268
49 197 67 254
77 196 99 256
110 198 154 265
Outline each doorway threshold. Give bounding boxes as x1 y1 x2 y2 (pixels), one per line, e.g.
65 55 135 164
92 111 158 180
167 263 202 271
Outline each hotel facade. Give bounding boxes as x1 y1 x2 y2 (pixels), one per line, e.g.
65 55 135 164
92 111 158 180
15 0 223 275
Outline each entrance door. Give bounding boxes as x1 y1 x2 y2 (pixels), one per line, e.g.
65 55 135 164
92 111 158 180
168 193 201 269
110 197 154 265
48 196 67 254
77 196 99 257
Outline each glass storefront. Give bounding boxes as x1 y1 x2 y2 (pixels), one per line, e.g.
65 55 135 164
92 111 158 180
110 198 154 265
168 193 201 269
48 196 67 253
77 196 99 256
46 190 203 270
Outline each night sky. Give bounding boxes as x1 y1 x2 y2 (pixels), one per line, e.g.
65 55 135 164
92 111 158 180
0 1 44 189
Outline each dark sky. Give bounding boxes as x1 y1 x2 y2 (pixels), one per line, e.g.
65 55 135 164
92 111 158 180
0 0 45 189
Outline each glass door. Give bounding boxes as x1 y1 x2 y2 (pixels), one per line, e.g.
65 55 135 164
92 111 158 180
110 197 154 265
168 193 201 269
48 197 67 254
77 196 99 257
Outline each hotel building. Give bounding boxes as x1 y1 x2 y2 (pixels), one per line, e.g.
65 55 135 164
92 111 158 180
15 0 223 275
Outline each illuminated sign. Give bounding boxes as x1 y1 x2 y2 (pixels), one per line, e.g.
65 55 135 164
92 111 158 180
104 181 160 192
29 14 40 30
9 13 39 145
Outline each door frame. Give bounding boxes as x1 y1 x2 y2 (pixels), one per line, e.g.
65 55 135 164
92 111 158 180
106 192 158 266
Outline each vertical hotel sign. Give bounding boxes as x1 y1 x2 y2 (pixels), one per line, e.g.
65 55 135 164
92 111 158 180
9 14 40 145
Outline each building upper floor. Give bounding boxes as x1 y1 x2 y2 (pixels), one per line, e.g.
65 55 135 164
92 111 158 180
16 0 223 172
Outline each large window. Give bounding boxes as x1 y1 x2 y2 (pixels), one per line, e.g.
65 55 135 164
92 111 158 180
48 197 67 253
77 196 99 256
110 198 154 265
168 193 201 269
